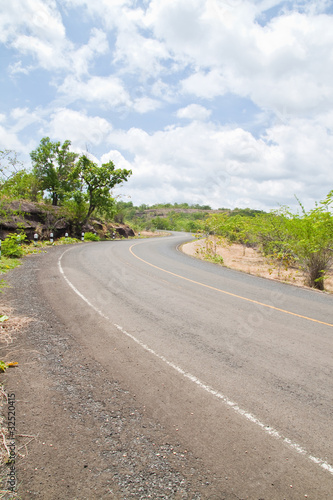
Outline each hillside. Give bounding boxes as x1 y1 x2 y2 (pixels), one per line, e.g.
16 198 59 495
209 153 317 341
0 200 135 241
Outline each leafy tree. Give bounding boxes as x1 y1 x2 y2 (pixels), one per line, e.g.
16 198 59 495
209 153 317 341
281 199 333 290
0 170 40 201
72 155 132 221
30 137 78 206
0 149 39 201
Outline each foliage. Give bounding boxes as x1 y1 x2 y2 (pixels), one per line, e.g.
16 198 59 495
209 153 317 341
30 137 78 206
0 257 21 276
61 194 87 224
207 213 257 250
228 207 266 218
56 236 80 244
84 232 100 241
117 202 214 232
0 169 40 201
72 155 132 221
199 237 224 265
0 149 39 202
205 194 333 290
1 233 27 258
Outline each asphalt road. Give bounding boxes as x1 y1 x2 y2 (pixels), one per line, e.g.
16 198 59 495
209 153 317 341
49 233 333 498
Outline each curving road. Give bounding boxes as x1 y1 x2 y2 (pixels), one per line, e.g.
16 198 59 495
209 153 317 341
49 233 333 498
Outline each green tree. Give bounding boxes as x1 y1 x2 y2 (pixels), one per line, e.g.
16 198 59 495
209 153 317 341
73 155 132 221
0 149 40 201
0 170 39 201
281 199 333 290
30 137 78 206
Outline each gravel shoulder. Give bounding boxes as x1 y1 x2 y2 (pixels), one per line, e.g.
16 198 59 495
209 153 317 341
0 247 234 500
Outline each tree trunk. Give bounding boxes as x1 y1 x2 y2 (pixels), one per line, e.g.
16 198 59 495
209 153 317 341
52 192 58 206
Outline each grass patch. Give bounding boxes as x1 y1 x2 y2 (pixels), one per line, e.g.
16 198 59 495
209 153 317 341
0 258 21 275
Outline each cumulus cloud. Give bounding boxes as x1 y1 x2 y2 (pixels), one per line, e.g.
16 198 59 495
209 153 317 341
177 104 212 121
47 108 112 149
1 1 109 75
0 0 65 45
147 1 333 118
109 118 328 210
69 28 109 76
0 0 68 70
1 0 333 211
0 126 24 151
57 75 131 108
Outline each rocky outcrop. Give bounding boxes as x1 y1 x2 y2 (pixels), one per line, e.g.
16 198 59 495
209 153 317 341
0 201 69 240
0 200 135 240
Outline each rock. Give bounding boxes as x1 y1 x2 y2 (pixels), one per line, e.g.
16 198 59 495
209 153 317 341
0 200 135 240
114 225 135 238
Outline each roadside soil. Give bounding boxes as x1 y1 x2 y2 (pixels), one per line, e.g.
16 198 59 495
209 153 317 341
181 237 333 293
0 246 232 500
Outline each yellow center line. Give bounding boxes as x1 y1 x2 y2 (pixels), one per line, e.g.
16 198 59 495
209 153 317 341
129 243 333 328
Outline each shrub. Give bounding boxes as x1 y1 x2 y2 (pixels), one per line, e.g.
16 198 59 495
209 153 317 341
84 232 100 241
57 236 80 244
1 233 26 258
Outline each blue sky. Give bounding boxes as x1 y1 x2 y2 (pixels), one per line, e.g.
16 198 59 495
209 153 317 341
1 0 333 210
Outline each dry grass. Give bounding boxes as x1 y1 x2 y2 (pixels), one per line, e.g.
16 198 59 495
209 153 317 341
183 236 333 293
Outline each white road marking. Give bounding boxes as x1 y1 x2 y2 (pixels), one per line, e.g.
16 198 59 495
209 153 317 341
58 248 333 476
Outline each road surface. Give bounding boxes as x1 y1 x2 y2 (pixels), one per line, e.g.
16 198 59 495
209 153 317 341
48 232 333 498
6 232 332 498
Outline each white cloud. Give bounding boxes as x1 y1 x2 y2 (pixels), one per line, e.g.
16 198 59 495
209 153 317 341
47 108 112 148
114 25 170 77
57 75 131 108
69 28 109 76
0 0 69 71
57 75 163 113
1 2 109 75
0 125 28 153
1 0 333 211
177 104 212 121
100 149 132 170
146 2 333 118
109 114 333 210
132 97 161 113
180 70 229 99
59 0 132 29
9 107 45 133
0 0 65 45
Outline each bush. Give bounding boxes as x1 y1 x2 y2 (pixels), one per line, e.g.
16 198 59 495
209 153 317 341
84 232 100 241
1 233 26 257
57 236 80 244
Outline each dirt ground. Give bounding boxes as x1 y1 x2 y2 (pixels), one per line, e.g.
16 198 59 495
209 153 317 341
181 237 333 293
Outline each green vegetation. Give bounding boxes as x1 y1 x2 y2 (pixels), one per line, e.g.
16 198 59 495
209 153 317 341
84 232 100 241
1 139 132 226
30 137 78 206
71 155 131 222
1 233 26 258
114 201 215 232
1 142 333 290
205 192 333 290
